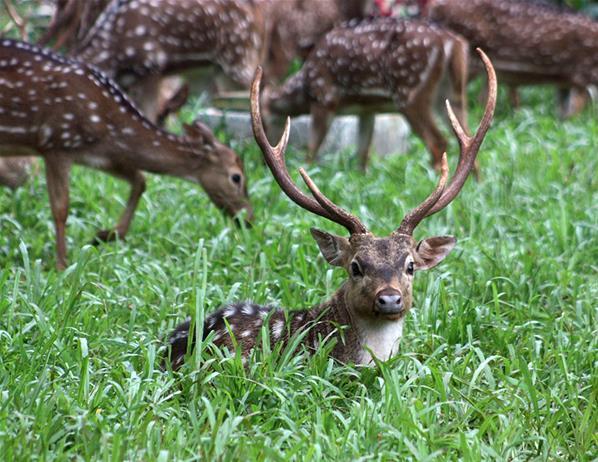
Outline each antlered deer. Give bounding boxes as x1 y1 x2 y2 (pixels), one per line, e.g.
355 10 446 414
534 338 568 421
165 50 496 370
0 39 252 269
264 17 471 171
418 0 598 117
71 0 267 120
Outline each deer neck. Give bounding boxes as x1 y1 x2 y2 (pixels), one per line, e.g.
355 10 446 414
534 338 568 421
114 127 201 177
269 71 310 116
317 283 404 365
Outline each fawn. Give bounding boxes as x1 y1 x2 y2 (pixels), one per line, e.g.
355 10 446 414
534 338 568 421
166 49 496 370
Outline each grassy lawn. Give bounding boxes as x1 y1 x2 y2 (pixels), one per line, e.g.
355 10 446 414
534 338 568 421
0 73 596 460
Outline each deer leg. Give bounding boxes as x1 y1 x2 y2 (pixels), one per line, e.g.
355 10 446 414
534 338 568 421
508 85 521 109
45 157 72 270
308 105 334 163
559 86 588 119
447 37 470 135
404 109 447 172
156 80 189 126
357 113 375 171
127 75 162 123
93 169 146 244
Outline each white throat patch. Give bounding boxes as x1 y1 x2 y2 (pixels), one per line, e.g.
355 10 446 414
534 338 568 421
357 318 404 365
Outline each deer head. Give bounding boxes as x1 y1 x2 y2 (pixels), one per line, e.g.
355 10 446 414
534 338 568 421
181 120 252 221
251 49 496 322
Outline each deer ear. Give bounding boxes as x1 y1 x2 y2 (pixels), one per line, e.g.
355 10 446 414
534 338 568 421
183 121 216 146
415 236 456 270
310 228 351 267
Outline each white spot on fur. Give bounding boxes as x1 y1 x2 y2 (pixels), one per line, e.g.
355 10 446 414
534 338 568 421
241 304 254 316
223 306 236 317
272 320 284 340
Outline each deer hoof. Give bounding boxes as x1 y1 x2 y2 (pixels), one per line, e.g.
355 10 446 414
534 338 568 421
91 229 122 245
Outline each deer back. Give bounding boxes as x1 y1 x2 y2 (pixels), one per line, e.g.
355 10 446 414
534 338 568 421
427 0 598 87
269 18 464 113
74 0 265 87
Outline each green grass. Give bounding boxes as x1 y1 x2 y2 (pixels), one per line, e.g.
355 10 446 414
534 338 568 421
0 85 596 460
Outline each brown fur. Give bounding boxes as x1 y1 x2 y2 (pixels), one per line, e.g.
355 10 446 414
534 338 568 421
166 230 456 369
422 0 598 117
265 17 470 171
0 39 251 269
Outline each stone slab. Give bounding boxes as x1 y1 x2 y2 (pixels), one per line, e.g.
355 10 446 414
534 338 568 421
200 108 411 157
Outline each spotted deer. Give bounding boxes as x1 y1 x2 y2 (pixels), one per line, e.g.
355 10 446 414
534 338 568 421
0 39 252 269
36 0 189 125
70 0 267 121
263 17 471 171
417 0 598 117
165 50 496 370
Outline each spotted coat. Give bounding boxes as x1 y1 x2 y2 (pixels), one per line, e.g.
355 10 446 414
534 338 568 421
266 17 470 169
425 0 598 88
273 17 463 108
0 39 251 267
73 0 265 87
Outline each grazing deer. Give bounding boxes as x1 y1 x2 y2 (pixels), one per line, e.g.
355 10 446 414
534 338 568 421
417 0 598 118
70 0 266 121
263 17 470 171
165 50 496 371
0 39 252 269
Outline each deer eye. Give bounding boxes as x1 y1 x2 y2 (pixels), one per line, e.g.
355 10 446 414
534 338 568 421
231 173 242 185
407 261 414 275
350 261 363 277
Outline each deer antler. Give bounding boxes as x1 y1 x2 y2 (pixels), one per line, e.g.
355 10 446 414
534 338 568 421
397 48 497 235
251 66 368 235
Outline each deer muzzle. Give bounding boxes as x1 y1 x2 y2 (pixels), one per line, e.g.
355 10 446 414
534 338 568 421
374 288 403 316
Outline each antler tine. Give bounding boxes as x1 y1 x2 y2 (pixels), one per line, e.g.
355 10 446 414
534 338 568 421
298 168 367 234
395 49 496 236
425 48 497 217
250 66 368 235
396 153 449 235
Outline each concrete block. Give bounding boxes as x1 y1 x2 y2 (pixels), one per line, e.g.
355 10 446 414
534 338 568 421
200 108 410 157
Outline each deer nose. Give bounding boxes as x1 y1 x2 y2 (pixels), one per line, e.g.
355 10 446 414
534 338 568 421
375 289 403 315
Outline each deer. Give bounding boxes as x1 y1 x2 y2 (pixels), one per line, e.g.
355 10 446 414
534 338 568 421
0 39 252 269
262 17 471 172
35 0 190 125
415 0 598 118
164 49 496 371
68 0 267 122
261 0 376 82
